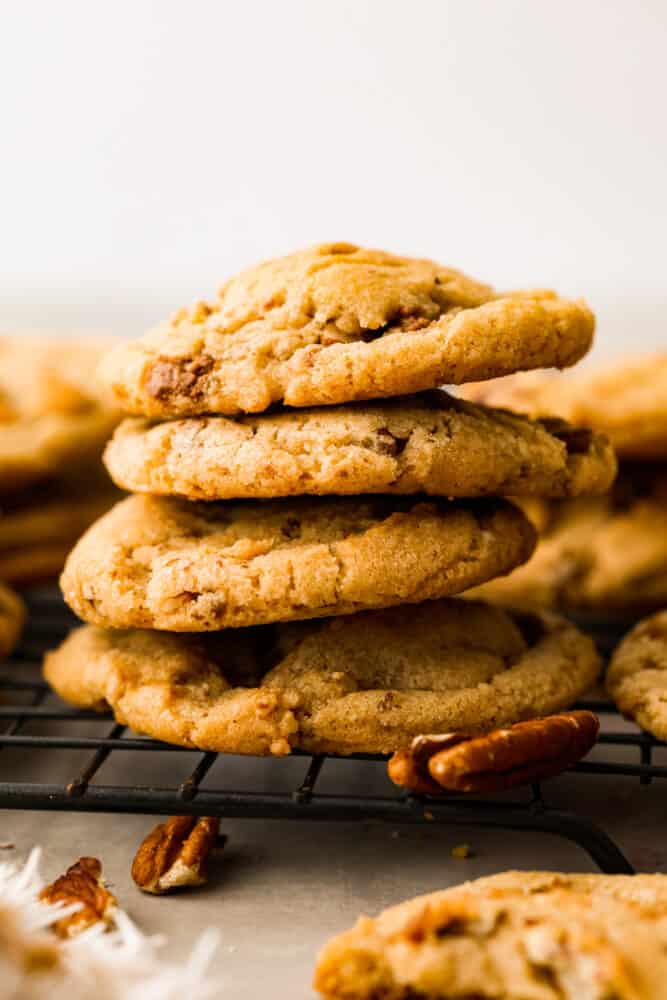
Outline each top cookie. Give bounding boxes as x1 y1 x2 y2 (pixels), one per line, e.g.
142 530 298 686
104 391 616 501
100 243 595 416
0 336 121 492
314 870 667 1000
461 353 667 460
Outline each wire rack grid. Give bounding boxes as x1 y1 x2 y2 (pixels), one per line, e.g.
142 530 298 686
1 591 664 876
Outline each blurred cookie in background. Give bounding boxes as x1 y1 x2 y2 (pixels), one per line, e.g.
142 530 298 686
0 335 123 587
0 336 121 492
0 581 26 659
607 609 667 741
471 468 667 617
460 353 667 461
462 355 667 621
0 474 121 587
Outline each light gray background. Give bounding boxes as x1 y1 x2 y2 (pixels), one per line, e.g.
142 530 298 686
1 2 666 995
1 0 666 357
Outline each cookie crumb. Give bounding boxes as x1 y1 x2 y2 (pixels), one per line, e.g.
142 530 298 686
451 843 471 859
0 842 14 850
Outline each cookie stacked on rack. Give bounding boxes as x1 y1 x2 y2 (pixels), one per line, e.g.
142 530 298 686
46 244 615 756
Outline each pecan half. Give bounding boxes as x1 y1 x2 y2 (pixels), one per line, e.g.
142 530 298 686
39 857 117 938
388 711 599 795
388 733 467 795
131 816 221 895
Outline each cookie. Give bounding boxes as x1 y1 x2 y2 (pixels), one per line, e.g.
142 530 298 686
460 354 667 460
61 493 535 631
314 870 667 1000
99 243 594 417
0 582 26 659
607 611 667 740
0 481 121 587
44 599 600 755
471 466 667 613
0 336 121 492
104 391 615 501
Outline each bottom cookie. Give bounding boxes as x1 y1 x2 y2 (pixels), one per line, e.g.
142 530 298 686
44 599 600 756
607 609 667 741
0 581 26 659
314 870 667 1000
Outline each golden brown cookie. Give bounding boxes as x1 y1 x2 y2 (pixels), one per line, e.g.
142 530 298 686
607 610 667 740
104 391 615 501
314 870 667 1000
0 336 121 491
0 581 26 659
460 354 667 460
471 466 667 614
60 494 535 631
100 243 594 417
0 480 121 587
44 600 600 755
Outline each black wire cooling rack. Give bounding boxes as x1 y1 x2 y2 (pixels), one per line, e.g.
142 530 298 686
1 590 665 876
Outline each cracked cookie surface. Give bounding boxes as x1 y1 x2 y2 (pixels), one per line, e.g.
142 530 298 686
471 465 667 614
0 336 121 491
100 243 594 416
104 390 615 501
60 494 535 630
314 870 667 1000
0 582 25 659
607 610 667 740
461 354 667 460
44 599 599 755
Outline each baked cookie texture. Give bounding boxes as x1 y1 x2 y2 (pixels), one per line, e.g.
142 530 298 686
43 600 600 756
0 582 26 659
0 336 121 492
104 391 616 502
314 870 667 1000
99 243 594 417
460 354 667 460
607 610 667 740
471 467 667 614
60 493 536 631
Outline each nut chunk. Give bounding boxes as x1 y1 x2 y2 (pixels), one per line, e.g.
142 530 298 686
39 856 117 938
388 711 599 795
132 815 221 895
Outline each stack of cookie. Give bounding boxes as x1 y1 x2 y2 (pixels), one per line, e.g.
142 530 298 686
46 244 615 756
463 354 667 618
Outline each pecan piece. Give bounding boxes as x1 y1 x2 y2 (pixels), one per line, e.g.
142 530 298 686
39 857 117 938
388 711 599 795
132 815 221 895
